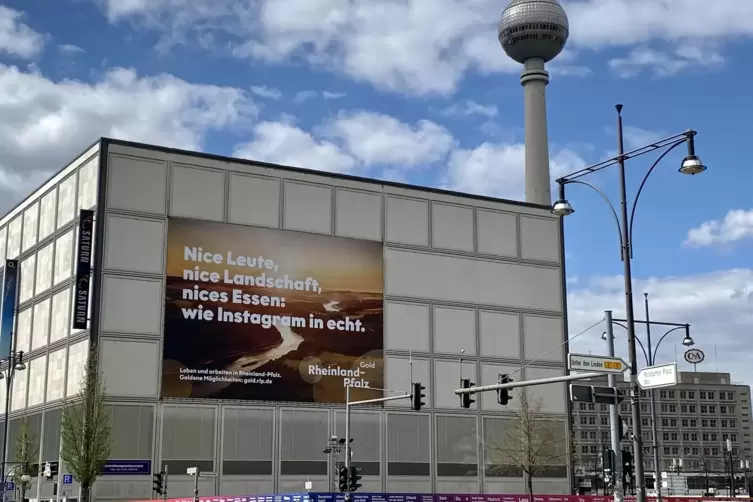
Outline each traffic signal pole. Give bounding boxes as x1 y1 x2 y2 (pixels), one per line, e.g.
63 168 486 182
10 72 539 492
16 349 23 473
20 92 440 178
454 371 606 396
344 386 412 500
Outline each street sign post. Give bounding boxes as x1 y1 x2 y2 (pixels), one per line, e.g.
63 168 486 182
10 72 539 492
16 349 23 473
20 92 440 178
186 467 197 476
637 363 678 389
570 384 625 405
198 471 218 478
569 353 628 374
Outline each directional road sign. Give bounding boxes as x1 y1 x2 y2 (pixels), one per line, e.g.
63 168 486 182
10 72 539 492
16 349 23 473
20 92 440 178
638 362 678 389
186 467 198 475
570 384 625 405
569 353 628 374
199 471 218 478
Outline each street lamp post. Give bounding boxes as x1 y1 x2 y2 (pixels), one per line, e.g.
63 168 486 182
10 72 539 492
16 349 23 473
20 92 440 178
553 104 706 502
740 459 750 497
0 350 26 502
607 294 695 502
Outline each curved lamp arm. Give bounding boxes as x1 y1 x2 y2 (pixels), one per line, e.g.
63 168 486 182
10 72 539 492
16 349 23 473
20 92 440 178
565 179 626 260
627 139 688 259
652 325 690 362
611 320 649 364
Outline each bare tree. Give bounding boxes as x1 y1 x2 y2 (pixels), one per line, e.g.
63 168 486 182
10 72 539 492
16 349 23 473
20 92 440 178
487 391 568 496
13 418 37 500
60 350 112 502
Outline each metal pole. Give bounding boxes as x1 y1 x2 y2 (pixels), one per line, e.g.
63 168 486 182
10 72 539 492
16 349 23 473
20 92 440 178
344 385 351 500
645 294 662 502
1 360 13 502
193 467 199 502
163 464 168 502
605 311 624 502
616 104 646 502
455 371 606 395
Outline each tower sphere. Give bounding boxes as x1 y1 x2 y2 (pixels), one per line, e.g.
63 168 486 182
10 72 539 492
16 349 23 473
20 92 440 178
498 0 569 64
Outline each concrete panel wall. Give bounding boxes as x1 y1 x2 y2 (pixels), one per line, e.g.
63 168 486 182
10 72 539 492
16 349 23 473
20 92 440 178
88 141 570 497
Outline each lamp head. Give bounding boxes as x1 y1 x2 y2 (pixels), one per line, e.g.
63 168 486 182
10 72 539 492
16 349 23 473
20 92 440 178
681 335 695 347
679 155 706 175
552 199 574 216
20 474 30 483
601 332 607 340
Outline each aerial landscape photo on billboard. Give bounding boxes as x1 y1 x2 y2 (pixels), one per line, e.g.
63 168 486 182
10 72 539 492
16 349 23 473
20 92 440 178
161 218 384 404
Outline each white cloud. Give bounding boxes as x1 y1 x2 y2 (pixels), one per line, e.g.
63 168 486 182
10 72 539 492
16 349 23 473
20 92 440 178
445 143 587 200
441 100 498 119
292 90 346 104
57 43 84 55
95 0 753 95
568 269 753 384
609 43 725 78
0 63 256 213
323 111 455 167
0 6 45 59
233 121 357 174
684 209 753 248
250 85 282 99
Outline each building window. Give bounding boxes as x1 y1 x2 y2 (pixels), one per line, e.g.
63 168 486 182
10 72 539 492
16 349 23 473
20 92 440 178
662 419 669 427
692 448 699 455
712 447 720 456
701 405 708 414
601 417 608 426
683 433 689 441
710 419 717 427
663 433 670 441
661 391 667 399
672 447 679 455
688 391 695 399
722 420 728 428
702 420 709 427
708 391 715 400
588 403 595 411
682 419 689 427
642 418 649 426
661 404 668 413
700 391 707 399
702 433 709 442
690 419 697 427
670 419 678 427
222 407 274 476
689 405 697 413
680 391 687 399
710 433 718 442
590 431 597 440
663 447 670 455
600 404 607 412
669 405 677 413
668 391 676 398
579 403 587 410
437 415 477 477
709 405 716 414
581 446 589 454
580 417 587 425
671 433 678 441
731 420 737 427
682 405 688 413
589 417 596 425
691 433 698 441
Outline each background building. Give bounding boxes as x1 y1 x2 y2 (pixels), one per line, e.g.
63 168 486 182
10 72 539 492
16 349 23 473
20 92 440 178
572 371 753 494
0 138 571 501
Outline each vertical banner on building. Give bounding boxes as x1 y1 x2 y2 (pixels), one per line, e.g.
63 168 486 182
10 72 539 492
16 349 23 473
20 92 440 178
72 209 95 330
0 259 19 359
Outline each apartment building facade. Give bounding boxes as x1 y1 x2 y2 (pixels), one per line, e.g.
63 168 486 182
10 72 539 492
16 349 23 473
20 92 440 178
572 371 753 489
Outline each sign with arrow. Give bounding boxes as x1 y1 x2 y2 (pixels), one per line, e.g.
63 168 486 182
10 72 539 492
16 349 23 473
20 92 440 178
638 362 678 389
569 353 628 374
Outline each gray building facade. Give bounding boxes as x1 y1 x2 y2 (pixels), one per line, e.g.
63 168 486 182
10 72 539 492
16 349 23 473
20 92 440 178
0 139 572 501
572 371 753 489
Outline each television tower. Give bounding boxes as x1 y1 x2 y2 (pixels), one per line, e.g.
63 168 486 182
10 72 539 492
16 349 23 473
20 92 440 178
498 0 569 205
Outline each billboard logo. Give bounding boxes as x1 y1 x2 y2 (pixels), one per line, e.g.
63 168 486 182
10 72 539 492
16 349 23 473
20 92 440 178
161 218 384 404
684 348 705 364
72 209 94 330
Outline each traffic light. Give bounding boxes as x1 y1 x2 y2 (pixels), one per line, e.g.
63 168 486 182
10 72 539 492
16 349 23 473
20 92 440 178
411 382 426 411
152 472 164 495
348 466 362 492
460 378 475 408
497 373 513 405
338 466 349 492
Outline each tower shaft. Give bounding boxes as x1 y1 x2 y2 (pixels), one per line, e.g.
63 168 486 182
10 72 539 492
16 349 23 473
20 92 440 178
521 57 551 206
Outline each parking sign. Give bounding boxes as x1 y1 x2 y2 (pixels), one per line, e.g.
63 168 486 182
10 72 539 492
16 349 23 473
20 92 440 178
63 475 73 485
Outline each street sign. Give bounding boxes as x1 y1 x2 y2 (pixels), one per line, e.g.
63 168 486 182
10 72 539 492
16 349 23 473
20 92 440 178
62 475 73 485
4 482 14 491
186 467 198 475
638 362 678 389
570 384 625 405
199 471 218 478
569 353 628 374
61 485 73 497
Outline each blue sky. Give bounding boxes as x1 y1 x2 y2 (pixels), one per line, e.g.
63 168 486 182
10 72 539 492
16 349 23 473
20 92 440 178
0 0 751 380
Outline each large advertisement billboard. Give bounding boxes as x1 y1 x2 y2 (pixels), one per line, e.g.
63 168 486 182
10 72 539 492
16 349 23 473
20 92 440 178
0 259 19 360
162 218 384 404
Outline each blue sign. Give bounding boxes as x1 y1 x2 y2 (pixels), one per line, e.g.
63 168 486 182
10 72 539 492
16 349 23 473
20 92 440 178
62 475 73 485
102 460 152 475
0 260 19 360
4 482 14 491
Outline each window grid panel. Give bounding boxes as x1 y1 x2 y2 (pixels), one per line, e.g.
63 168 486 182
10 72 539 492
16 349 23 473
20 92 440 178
19 254 36 304
27 355 47 407
14 308 31 354
6 217 22 260
31 299 51 351
22 203 39 253
46 347 66 402
66 339 89 397
57 174 77 229
53 230 74 286
49 289 71 344
35 242 54 295
38 191 57 242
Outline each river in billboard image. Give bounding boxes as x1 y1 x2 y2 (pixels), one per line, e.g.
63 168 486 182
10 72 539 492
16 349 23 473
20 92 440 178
161 218 384 404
